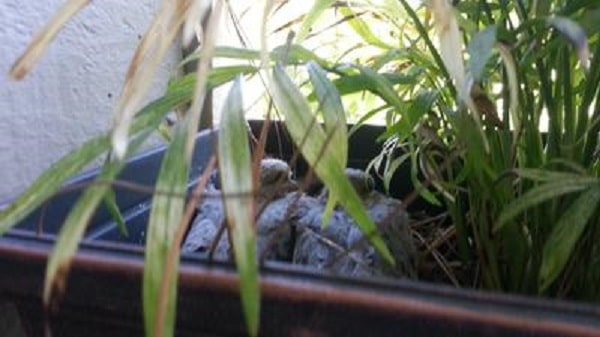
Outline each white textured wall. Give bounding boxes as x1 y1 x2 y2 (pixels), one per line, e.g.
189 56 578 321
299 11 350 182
0 0 180 200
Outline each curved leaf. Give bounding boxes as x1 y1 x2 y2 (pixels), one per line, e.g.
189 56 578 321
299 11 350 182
429 0 465 88
514 168 589 182
143 122 189 337
322 72 421 99
296 0 337 42
539 186 600 292
103 189 128 237
338 6 393 49
0 135 109 235
271 64 394 265
218 76 260 337
10 0 91 79
307 61 348 224
548 16 590 71
44 130 153 305
467 26 497 82
495 176 599 232
44 160 122 303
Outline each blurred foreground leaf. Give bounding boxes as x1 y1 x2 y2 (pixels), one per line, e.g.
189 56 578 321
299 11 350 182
296 0 337 42
144 122 189 337
548 16 590 71
103 189 128 237
307 61 348 225
467 26 497 81
44 160 123 303
218 76 260 337
271 64 394 265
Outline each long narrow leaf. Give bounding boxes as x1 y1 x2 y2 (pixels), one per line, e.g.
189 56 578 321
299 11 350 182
218 76 260 337
44 160 123 303
515 168 589 182
147 3 223 334
467 26 497 82
44 130 153 304
495 176 599 232
316 72 420 99
112 1 190 159
307 61 348 224
0 136 108 235
296 0 337 42
271 64 394 264
548 16 590 71
496 43 520 131
103 189 128 237
183 45 332 68
539 186 600 292
144 122 189 337
338 6 393 49
429 0 465 88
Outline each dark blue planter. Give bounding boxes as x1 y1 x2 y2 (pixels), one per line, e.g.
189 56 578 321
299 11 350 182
0 123 598 337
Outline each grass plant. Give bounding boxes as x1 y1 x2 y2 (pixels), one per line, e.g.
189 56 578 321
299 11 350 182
3 1 600 336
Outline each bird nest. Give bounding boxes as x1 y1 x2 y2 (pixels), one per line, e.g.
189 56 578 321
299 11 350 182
183 158 464 285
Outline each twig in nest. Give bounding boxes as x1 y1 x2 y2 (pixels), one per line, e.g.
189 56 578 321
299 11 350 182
413 230 460 286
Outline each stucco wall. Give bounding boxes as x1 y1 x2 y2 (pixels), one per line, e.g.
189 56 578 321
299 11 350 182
0 0 180 200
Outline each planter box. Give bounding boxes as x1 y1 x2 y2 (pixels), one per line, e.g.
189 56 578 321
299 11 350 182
1 122 599 337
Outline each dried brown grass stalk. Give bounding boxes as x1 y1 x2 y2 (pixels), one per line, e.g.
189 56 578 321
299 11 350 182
9 0 91 80
112 0 196 159
185 0 224 158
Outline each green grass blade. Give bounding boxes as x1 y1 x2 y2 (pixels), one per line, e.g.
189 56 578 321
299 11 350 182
307 61 348 224
0 136 109 235
353 66 404 110
514 168 589 182
43 160 123 303
207 65 258 87
306 62 348 154
218 76 260 337
321 72 421 99
272 44 332 68
271 64 394 265
349 65 420 141
496 43 520 131
44 130 153 304
143 122 189 337
210 45 331 68
296 0 337 42
495 176 599 232
397 0 456 97
384 153 411 192
338 6 393 49
215 46 262 60
170 65 258 93
539 186 600 292
103 188 128 237
380 90 438 142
